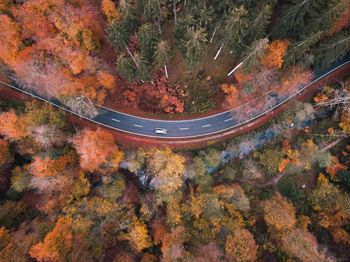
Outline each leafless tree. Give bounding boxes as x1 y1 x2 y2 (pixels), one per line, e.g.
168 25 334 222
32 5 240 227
63 95 98 118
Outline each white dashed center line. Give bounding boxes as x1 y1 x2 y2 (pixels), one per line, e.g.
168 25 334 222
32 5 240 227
224 118 233 122
133 124 143 128
179 127 190 130
112 118 120 122
202 124 211 128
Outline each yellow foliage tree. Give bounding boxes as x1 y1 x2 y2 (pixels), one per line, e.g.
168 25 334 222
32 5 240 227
147 148 186 203
225 228 257 262
102 0 120 23
128 219 152 253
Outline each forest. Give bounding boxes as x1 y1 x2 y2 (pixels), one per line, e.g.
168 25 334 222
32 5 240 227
0 0 350 261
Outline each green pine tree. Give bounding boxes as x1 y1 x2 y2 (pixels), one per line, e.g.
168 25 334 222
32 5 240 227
315 31 350 71
284 31 323 67
242 38 269 70
223 5 249 51
184 27 208 68
116 54 138 81
136 23 160 63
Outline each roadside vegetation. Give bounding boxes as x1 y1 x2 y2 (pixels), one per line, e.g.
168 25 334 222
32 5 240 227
1 75 350 261
0 0 348 115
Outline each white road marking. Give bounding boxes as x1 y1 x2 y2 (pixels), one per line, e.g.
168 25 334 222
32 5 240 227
133 124 143 128
202 124 211 128
179 127 189 130
224 118 233 122
112 118 120 122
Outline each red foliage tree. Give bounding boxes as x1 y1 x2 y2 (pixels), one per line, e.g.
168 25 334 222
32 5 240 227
71 128 123 172
0 111 28 140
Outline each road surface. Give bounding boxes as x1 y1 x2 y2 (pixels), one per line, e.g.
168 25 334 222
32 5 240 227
1 55 349 139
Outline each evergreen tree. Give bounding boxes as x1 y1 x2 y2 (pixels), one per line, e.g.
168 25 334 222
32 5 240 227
155 40 171 78
244 4 272 43
119 0 137 31
143 0 168 22
191 2 215 29
136 23 160 63
242 38 269 70
116 54 138 81
315 31 350 71
272 0 321 39
184 27 207 68
284 31 323 67
303 0 349 35
174 16 196 54
108 20 130 51
223 5 249 52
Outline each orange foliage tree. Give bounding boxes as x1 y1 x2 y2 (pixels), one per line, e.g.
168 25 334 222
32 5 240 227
30 153 74 177
101 0 120 23
29 217 73 262
0 111 28 140
0 139 11 168
221 83 239 109
0 15 21 66
225 228 257 262
71 128 123 172
262 193 296 233
262 40 289 69
5 0 115 103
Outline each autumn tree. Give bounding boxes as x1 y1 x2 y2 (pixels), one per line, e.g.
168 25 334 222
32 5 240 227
0 111 28 140
71 128 123 172
262 193 296 233
102 0 120 23
127 219 152 253
225 228 257 262
24 101 65 128
29 217 73 262
147 148 186 204
279 228 335 262
11 166 31 193
0 15 21 66
262 40 289 69
0 139 11 169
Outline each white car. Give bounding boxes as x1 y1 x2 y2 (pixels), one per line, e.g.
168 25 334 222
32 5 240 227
155 128 168 134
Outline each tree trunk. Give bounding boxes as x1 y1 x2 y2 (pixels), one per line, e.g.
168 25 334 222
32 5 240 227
214 43 224 60
228 61 243 76
164 64 169 79
125 44 139 68
173 0 177 25
210 18 222 43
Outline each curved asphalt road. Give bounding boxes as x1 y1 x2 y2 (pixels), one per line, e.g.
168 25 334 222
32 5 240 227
2 55 350 139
